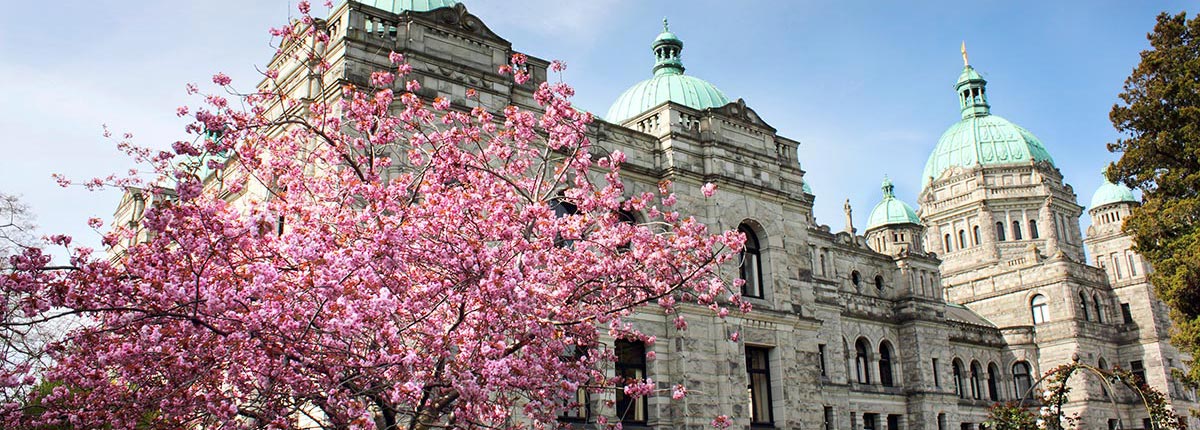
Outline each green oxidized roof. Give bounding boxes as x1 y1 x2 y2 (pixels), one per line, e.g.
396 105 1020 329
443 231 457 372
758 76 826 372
866 177 920 230
355 0 458 13
606 19 730 123
802 180 813 194
1090 175 1136 209
922 63 1055 186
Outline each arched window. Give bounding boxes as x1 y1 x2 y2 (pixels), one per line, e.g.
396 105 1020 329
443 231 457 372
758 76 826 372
973 226 981 245
944 234 952 252
1012 220 1023 240
957 230 966 248
879 341 895 387
855 338 872 384
952 359 966 398
1013 361 1033 400
995 222 1006 241
1030 294 1048 324
970 361 983 400
987 362 1000 401
1029 220 1039 239
819 253 827 277
738 224 764 298
851 271 862 287
874 275 884 291
1093 294 1104 323
1079 291 1090 321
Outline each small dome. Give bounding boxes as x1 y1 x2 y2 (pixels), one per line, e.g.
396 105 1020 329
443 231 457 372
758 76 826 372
355 0 458 13
957 66 984 85
605 19 730 123
802 180 813 194
1090 176 1136 209
867 177 920 230
923 114 1055 185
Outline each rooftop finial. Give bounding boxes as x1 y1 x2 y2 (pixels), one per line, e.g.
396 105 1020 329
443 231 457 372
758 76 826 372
663 17 669 32
961 41 969 67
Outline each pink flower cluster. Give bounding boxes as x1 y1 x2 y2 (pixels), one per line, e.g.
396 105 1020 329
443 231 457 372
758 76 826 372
0 5 746 429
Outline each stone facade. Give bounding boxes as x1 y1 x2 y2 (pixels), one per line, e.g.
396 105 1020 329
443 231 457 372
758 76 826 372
119 2 1195 429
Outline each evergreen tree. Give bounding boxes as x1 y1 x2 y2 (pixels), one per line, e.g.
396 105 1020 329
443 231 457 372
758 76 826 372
1108 11 1200 383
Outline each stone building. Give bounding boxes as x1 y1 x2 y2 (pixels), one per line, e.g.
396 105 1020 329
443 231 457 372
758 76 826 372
119 0 1196 428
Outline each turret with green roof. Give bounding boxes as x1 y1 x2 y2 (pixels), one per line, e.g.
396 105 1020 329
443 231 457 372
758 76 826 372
864 176 926 256
866 176 921 231
1090 174 1137 209
606 19 731 123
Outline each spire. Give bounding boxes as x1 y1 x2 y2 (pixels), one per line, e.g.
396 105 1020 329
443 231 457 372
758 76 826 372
955 43 990 119
652 18 685 76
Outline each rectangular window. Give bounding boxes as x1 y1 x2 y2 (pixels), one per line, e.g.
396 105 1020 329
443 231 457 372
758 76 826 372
1131 360 1146 384
1108 419 1120 430
746 347 774 426
887 414 901 430
1128 253 1139 277
1121 303 1134 324
823 406 835 430
818 344 827 377
615 340 647 424
933 358 941 387
1112 253 1124 279
863 413 878 430
558 345 589 422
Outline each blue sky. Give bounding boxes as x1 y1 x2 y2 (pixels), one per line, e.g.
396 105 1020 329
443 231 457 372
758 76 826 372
0 1 1192 254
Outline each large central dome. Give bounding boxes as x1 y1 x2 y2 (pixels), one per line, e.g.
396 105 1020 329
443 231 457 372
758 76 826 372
922 63 1055 186
605 20 730 123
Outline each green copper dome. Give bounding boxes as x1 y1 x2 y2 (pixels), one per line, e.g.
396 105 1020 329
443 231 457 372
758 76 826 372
355 0 458 13
802 180 813 194
605 19 730 123
922 62 1055 186
1090 175 1137 209
867 177 920 230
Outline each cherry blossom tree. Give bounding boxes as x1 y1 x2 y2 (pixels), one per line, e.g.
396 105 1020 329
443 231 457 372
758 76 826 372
0 3 745 430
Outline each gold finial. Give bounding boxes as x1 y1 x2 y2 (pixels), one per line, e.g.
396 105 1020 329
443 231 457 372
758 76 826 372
961 41 969 67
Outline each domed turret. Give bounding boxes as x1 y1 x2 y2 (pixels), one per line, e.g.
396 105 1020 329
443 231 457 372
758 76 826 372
922 45 1055 188
865 176 925 256
867 177 920 230
354 0 460 13
1090 176 1136 210
605 19 731 123
1088 172 1139 234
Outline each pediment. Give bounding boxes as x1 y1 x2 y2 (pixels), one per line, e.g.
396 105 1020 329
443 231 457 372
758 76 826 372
710 98 776 133
413 3 510 46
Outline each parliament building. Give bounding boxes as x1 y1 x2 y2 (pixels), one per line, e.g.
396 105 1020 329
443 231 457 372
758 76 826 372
121 1 1198 428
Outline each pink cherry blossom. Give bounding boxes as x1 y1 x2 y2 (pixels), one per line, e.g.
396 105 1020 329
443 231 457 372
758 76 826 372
0 7 745 430
211 72 231 86
701 182 717 197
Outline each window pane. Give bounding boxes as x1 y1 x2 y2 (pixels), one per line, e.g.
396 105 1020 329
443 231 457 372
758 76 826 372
746 347 773 425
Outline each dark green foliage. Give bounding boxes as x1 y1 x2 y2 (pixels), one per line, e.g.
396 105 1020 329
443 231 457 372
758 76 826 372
1107 11 1200 385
